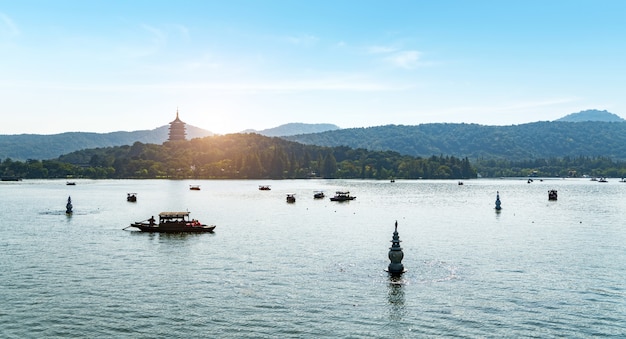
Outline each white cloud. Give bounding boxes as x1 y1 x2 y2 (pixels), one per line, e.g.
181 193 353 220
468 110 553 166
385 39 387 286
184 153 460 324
0 12 19 38
385 50 421 69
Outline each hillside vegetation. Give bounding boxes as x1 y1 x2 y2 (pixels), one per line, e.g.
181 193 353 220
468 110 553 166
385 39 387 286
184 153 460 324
1 133 475 180
285 121 626 161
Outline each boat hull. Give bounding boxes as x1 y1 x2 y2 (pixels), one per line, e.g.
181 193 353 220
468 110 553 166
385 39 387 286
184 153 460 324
131 222 215 233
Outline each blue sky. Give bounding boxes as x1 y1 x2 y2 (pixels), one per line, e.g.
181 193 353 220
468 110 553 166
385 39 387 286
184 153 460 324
1 1 624 135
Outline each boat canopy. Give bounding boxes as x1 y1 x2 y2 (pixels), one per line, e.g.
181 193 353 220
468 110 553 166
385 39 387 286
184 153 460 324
159 212 191 218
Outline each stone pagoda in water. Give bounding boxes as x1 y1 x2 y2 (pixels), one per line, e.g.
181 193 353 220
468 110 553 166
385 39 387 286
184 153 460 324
168 109 187 141
387 221 406 276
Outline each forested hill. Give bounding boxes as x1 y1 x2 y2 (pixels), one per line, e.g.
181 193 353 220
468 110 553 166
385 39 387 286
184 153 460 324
284 121 626 161
9 133 473 180
0 125 212 161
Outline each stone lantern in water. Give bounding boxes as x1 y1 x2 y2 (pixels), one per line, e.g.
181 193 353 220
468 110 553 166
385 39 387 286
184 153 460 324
387 221 406 275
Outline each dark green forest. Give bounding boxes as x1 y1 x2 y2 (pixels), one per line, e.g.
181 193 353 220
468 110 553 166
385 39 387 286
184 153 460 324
286 121 626 161
0 133 475 180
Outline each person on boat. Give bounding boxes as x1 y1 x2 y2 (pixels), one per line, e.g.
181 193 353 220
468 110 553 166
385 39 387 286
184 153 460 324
149 216 155 227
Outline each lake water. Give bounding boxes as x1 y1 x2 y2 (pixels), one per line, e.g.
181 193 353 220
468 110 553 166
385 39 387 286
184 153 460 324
1 178 625 338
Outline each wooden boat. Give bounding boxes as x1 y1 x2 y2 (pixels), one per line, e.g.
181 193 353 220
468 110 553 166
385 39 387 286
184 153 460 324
313 191 325 199
598 177 608 183
548 190 558 201
330 191 356 201
1 176 22 181
128 212 215 233
286 193 296 203
127 193 137 202
189 185 201 190
66 181 76 186
258 185 271 191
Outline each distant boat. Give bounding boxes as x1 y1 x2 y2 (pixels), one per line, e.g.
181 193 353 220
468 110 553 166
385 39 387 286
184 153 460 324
127 193 137 202
189 185 201 190
458 181 464 185
66 181 76 186
313 191 325 199
548 190 558 201
598 177 608 183
330 191 356 202
286 193 296 203
1 176 21 181
128 212 215 233
259 185 271 191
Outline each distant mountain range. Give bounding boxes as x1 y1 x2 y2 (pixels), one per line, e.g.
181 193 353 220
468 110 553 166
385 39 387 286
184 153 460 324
554 109 624 122
0 110 624 161
0 125 213 161
241 123 340 136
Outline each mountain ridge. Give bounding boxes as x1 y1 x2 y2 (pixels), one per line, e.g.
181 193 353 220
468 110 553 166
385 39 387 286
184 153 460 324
1 110 624 161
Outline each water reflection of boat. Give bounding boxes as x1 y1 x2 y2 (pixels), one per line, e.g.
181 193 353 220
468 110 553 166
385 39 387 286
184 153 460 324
127 193 137 202
128 212 215 233
548 190 558 201
330 191 356 201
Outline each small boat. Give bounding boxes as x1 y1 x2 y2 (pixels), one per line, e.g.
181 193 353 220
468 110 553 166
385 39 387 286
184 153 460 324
1 176 22 181
258 185 271 191
598 177 608 183
189 185 201 190
548 190 558 201
127 193 137 202
66 181 76 186
390 179 395 183
128 212 215 233
527 179 533 183
330 191 356 201
313 191 325 199
286 194 296 203
458 181 464 185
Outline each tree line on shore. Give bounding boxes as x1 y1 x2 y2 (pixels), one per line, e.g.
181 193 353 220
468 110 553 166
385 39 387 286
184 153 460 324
1 133 475 180
1 133 624 180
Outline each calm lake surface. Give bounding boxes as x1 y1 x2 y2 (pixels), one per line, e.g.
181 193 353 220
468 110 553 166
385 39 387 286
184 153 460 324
1 178 625 338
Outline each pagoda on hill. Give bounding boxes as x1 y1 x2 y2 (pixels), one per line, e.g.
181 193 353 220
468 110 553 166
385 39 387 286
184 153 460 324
168 109 187 141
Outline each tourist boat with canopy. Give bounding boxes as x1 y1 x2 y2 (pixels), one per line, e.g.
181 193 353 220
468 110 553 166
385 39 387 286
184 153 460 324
128 212 216 233
330 191 356 201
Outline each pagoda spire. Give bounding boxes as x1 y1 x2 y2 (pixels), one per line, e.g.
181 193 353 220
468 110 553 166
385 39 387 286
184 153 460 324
168 108 187 141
